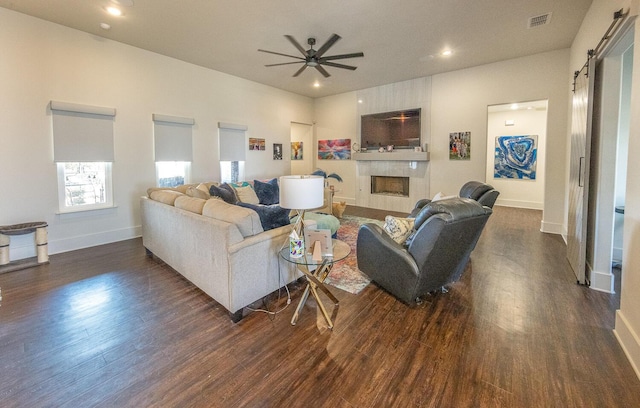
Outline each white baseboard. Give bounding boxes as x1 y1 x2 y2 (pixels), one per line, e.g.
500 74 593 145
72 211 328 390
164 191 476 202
48 226 142 255
589 268 615 293
540 220 564 235
495 198 543 210
614 310 640 381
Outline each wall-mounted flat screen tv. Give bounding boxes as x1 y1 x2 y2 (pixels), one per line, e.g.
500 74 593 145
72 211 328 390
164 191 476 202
361 108 421 149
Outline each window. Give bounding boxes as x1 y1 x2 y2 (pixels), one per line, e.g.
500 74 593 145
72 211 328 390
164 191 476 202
50 101 116 213
153 114 194 187
220 161 245 184
218 122 247 184
57 162 113 211
156 161 190 187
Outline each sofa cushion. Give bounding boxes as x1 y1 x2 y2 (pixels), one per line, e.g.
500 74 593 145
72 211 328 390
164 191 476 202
254 178 279 205
202 199 264 237
149 189 184 205
234 185 260 205
237 202 290 231
210 183 237 204
175 196 207 214
196 183 212 198
383 216 415 244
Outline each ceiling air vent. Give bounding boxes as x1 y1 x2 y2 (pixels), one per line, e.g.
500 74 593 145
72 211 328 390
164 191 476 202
528 12 552 29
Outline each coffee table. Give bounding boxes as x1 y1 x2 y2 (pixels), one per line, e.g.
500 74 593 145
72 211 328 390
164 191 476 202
280 239 350 329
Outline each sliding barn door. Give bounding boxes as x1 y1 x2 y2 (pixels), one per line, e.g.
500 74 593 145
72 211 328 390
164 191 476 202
567 60 596 285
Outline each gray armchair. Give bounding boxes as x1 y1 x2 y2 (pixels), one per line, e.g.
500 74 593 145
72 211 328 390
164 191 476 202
409 181 499 217
357 198 492 305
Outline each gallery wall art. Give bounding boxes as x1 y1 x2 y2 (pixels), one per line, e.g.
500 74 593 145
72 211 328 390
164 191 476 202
291 141 303 160
494 135 538 180
249 138 265 151
449 131 471 160
318 139 351 160
273 143 282 160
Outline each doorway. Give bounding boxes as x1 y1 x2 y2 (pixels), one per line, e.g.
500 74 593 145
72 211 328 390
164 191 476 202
586 26 633 293
485 100 548 210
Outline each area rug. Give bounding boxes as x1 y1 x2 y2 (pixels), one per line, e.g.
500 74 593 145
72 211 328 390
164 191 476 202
324 215 384 294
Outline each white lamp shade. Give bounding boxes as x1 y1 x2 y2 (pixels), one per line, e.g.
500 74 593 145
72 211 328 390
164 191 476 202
279 175 324 210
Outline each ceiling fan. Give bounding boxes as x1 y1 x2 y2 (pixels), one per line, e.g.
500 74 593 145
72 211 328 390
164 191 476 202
258 34 364 78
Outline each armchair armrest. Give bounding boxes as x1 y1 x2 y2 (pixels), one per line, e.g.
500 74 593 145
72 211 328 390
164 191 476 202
356 223 420 304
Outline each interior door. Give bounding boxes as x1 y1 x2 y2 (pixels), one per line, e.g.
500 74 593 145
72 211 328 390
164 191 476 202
567 60 596 285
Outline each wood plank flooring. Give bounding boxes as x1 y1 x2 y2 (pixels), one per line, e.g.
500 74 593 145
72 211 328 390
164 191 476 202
1 205 639 407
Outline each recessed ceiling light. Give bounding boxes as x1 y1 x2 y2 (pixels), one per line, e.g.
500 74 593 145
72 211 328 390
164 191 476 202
358 99 363 104
106 6 123 16
313 81 320 88
441 49 453 57
510 103 519 110
100 23 111 30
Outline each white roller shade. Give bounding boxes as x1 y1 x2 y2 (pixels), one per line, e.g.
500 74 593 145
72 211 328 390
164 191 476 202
218 122 247 161
50 101 115 162
153 114 194 162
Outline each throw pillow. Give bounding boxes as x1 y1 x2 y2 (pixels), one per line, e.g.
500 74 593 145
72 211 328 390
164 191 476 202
237 202 290 231
230 181 251 188
234 185 260 205
383 216 415 244
254 178 279 205
209 183 237 204
196 183 212 198
433 191 457 201
186 186 210 200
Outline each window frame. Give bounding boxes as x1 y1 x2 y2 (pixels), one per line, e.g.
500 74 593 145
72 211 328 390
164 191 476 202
56 162 114 213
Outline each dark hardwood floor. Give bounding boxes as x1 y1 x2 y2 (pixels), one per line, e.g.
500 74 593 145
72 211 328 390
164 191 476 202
1 205 639 407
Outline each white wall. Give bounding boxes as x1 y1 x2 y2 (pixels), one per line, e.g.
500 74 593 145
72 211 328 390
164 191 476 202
313 92 360 202
430 50 569 233
486 106 548 209
0 8 313 258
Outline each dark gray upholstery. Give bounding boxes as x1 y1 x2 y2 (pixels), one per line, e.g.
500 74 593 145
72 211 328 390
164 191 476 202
409 181 499 217
357 198 492 305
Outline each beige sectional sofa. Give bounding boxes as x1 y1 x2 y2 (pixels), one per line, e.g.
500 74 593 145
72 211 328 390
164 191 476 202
140 184 298 322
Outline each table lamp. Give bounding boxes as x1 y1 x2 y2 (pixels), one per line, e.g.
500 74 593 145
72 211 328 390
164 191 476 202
279 175 324 252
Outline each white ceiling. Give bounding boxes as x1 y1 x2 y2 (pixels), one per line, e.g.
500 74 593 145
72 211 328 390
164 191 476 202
0 0 593 98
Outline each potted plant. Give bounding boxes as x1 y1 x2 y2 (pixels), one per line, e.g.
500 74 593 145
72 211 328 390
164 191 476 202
311 169 343 188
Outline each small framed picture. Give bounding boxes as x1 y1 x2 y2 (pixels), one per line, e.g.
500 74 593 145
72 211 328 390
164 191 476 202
249 138 265 151
273 143 283 160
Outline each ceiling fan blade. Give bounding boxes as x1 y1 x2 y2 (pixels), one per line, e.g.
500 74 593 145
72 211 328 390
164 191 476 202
315 34 341 58
320 52 364 61
293 64 308 77
322 61 358 71
284 35 308 56
258 49 305 60
265 61 306 67
315 64 331 78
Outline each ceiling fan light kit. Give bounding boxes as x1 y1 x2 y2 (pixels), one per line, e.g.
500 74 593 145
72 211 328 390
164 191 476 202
258 34 364 78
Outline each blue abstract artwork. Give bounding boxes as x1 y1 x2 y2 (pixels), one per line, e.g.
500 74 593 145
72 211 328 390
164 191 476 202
494 135 537 180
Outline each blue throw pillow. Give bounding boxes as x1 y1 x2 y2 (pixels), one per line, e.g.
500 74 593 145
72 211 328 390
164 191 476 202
209 183 237 204
237 202 290 231
254 178 279 205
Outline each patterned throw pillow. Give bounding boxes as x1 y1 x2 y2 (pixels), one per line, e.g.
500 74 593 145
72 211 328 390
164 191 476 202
383 216 415 244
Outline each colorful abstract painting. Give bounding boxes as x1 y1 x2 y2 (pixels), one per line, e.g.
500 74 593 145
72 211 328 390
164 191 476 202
318 139 351 160
291 141 303 160
494 135 537 180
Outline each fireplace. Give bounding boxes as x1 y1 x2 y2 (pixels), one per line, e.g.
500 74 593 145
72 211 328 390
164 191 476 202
371 176 410 197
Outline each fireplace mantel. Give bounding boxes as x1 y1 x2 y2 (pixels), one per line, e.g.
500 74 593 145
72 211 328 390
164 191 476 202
353 151 430 161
